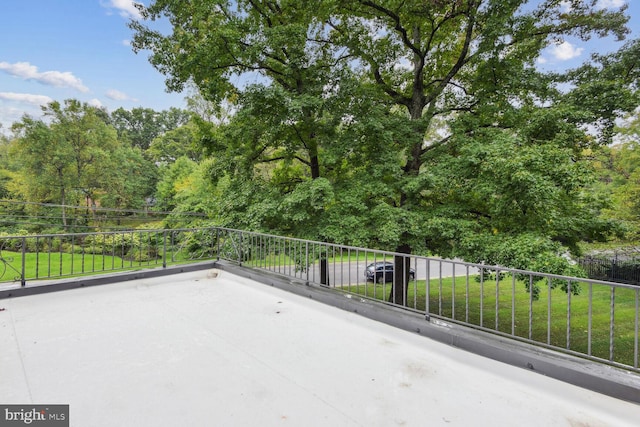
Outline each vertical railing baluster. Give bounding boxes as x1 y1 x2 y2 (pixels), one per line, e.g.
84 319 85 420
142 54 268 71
163 230 167 268
81 234 86 274
332 246 337 289
426 259 431 317
91 234 96 273
511 273 516 336
480 266 484 328
528 275 534 341
465 265 470 323
48 236 53 278
59 236 64 276
567 280 572 350
216 228 220 261
547 277 552 345
71 234 75 275
20 237 26 287
35 236 40 279
588 283 593 356
610 287 615 361
494 270 499 331
412 257 417 310
438 260 443 316
305 242 310 284
451 262 456 320
634 288 638 369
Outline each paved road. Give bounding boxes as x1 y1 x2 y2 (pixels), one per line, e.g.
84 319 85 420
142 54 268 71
303 258 479 286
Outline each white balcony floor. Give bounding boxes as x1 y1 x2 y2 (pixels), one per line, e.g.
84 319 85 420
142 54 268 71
1 269 639 426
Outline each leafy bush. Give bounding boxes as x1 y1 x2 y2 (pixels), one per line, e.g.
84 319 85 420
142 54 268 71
460 232 586 300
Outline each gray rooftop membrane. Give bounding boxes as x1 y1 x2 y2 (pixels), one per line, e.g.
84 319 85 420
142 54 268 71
1 269 639 426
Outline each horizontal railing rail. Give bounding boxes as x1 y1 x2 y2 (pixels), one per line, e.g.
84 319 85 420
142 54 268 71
1 227 638 373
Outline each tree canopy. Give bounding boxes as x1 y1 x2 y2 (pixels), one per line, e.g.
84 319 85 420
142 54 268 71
130 0 639 301
2 101 186 232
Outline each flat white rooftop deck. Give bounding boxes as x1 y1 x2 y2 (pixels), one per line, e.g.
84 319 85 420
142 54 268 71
1 269 639 426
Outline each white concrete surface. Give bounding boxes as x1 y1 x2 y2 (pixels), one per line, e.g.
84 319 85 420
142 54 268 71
1 269 639 426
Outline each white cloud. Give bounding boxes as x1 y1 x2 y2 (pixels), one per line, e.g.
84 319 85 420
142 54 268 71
549 41 584 60
597 0 626 9
564 0 626 11
106 89 138 102
0 92 53 105
559 1 572 13
102 0 143 19
0 61 89 93
88 98 104 108
0 93 53 131
0 106 25 133
393 57 412 72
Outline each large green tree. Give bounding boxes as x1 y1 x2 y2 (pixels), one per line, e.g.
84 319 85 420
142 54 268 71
327 0 632 302
9 100 155 230
132 0 361 282
147 118 204 164
132 1 636 303
111 106 191 150
592 107 640 241
131 0 356 185
10 100 119 228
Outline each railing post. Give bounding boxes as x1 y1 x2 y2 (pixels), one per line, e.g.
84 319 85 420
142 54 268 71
305 241 309 284
162 230 167 269
216 228 220 261
20 237 26 287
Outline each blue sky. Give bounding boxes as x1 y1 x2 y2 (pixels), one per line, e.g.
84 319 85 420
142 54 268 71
0 0 186 132
0 0 638 134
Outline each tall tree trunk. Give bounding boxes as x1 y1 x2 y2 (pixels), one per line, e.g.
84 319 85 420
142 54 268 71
306 130 326 281
388 24 428 305
320 256 330 286
389 241 411 304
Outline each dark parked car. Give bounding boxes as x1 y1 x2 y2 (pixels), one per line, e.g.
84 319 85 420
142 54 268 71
365 262 415 282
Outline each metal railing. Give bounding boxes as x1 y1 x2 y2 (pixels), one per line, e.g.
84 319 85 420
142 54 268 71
0 228 217 286
1 227 638 373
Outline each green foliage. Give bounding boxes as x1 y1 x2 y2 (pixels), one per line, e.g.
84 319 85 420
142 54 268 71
147 118 203 164
7 99 159 229
592 123 640 241
98 145 158 210
111 106 190 150
83 231 160 262
560 38 640 143
129 0 638 294
461 232 585 300
278 178 333 228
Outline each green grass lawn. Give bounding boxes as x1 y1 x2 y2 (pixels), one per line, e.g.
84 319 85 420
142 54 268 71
0 244 218 283
0 250 164 282
348 275 639 369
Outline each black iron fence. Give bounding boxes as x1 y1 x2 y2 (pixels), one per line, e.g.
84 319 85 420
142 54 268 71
578 256 640 286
